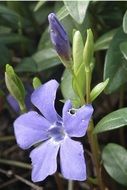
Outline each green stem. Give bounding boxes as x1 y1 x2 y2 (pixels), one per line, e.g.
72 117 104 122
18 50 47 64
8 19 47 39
85 67 91 103
85 66 105 190
87 121 105 190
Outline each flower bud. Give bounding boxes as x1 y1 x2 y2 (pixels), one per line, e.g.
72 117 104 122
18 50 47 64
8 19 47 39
48 13 71 65
83 29 94 70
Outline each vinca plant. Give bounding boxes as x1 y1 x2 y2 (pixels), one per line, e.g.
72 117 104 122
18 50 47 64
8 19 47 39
0 1 127 190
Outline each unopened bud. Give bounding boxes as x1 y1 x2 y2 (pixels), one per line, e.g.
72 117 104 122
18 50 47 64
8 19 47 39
48 13 71 66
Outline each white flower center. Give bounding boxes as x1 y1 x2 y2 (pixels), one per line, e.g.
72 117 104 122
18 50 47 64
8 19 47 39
48 121 66 142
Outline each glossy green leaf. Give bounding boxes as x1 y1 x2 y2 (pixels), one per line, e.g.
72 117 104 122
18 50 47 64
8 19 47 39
64 1 89 24
104 28 127 93
32 48 60 72
6 1 35 28
94 108 127 134
102 143 127 186
16 48 60 73
90 79 109 102
16 57 37 73
94 29 117 51
0 5 19 18
61 69 80 108
0 33 29 44
120 42 127 60
57 6 69 20
0 5 22 28
0 26 11 34
37 28 50 50
0 45 11 67
34 1 46 12
123 10 127 34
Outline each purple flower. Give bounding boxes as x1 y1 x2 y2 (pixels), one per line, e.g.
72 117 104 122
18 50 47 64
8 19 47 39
14 80 93 182
48 13 71 62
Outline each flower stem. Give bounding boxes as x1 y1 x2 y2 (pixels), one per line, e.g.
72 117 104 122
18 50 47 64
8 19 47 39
85 67 91 103
85 66 105 190
87 120 105 190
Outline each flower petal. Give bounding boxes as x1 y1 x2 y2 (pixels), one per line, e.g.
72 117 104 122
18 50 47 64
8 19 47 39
63 101 93 137
60 137 86 181
31 80 61 123
14 111 51 149
30 139 60 182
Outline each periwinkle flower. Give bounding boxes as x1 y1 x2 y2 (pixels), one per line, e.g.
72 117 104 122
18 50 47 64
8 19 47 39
48 13 71 63
14 80 93 182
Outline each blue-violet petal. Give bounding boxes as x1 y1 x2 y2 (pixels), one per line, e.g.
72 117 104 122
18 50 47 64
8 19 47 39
14 111 50 149
30 139 60 182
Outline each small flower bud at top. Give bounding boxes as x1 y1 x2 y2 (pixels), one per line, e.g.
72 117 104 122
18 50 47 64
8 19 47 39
48 13 71 63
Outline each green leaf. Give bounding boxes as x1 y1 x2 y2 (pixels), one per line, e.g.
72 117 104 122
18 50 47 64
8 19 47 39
0 33 29 45
37 28 50 50
16 48 60 73
0 26 12 34
64 1 89 24
120 42 127 60
33 77 42 89
94 29 117 51
57 5 69 20
34 1 46 12
102 143 127 186
104 28 127 94
61 69 80 108
123 10 127 34
90 79 109 102
16 57 37 73
0 5 22 28
32 48 60 72
0 5 19 18
94 108 127 134
0 45 11 67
